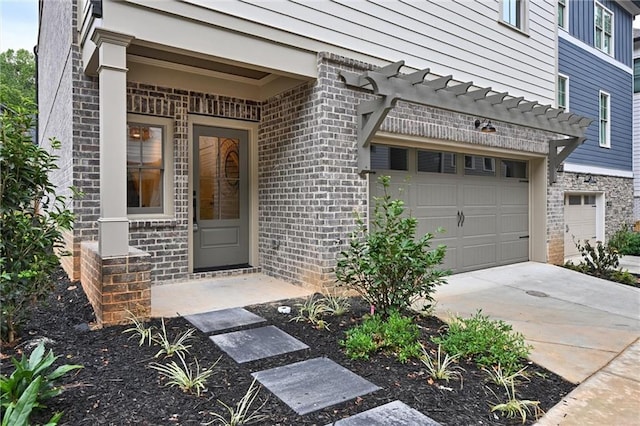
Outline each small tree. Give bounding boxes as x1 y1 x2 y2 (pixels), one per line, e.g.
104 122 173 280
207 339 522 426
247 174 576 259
335 175 449 318
0 109 75 343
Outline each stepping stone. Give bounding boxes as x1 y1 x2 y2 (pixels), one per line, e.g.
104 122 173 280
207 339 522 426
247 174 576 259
252 357 380 415
210 325 308 363
327 400 441 425
184 308 265 333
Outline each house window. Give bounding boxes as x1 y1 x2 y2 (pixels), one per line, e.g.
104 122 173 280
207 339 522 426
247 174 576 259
634 58 640 93
501 0 528 31
557 74 569 110
371 145 408 171
599 91 610 148
558 0 567 29
417 150 457 174
594 2 613 55
126 115 174 215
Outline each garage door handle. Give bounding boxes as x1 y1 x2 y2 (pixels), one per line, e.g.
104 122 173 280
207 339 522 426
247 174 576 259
461 211 465 227
457 211 462 227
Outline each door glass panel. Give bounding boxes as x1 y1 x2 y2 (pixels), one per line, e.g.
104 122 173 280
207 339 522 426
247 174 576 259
464 155 496 176
567 195 581 205
584 195 596 205
417 150 457 174
370 145 407 170
501 160 528 178
198 136 240 220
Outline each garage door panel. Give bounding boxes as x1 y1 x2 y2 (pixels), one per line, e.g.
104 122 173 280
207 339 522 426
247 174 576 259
500 240 529 263
501 186 528 206
564 196 597 257
462 214 497 237
500 213 528 233
463 185 497 206
461 243 497 269
416 183 457 206
417 217 457 238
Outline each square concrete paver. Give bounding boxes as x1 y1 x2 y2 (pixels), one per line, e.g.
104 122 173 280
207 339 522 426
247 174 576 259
210 325 308 363
328 401 441 425
252 357 380 415
184 308 265 333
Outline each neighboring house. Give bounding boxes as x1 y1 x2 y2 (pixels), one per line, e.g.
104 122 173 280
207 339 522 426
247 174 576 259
37 0 624 325
634 27 640 221
556 0 639 257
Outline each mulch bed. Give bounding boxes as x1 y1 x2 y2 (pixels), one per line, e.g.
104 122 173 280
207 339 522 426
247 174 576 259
1 268 576 425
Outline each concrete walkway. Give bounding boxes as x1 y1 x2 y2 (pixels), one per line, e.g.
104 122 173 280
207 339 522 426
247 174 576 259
429 262 639 425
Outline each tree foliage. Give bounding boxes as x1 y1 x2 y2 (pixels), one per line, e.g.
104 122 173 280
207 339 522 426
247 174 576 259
0 109 75 343
0 49 36 113
335 175 449 318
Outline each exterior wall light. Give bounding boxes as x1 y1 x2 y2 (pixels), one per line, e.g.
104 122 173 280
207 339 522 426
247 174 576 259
474 119 496 133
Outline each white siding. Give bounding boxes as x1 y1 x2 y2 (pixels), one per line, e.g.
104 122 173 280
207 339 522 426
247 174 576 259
119 0 557 104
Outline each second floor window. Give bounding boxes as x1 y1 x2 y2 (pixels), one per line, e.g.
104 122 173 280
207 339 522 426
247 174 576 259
558 0 567 29
595 2 613 55
557 75 568 110
599 91 610 148
502 0 527 31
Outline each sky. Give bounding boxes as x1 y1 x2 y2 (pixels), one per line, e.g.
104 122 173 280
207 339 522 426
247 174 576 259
0 0 638 53
1 0 38 52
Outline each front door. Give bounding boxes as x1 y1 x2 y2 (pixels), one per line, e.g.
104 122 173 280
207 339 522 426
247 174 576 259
193 125 249 271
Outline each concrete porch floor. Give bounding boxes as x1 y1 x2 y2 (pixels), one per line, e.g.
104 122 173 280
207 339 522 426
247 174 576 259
151 273 315 318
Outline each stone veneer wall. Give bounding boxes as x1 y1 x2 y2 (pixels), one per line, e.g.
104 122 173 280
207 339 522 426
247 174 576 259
80 242 151 326
547 171 634 264
126 83 260 283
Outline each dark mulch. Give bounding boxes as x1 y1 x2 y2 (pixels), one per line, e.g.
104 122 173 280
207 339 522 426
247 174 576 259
1 268 576 425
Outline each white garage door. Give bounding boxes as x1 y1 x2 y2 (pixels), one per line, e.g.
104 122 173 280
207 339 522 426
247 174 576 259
370 146 529 274
564 194 597 258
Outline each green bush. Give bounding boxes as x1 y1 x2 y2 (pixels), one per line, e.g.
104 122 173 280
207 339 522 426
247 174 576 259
609 226 640 256
335 175 449 318
0 109 75 342
341 311 422 362
432 310 531 376
0 342 83 425
564 237 638 286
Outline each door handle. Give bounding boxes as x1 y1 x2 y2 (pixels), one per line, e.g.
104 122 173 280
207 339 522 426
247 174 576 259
457 211 461 227
193 193 198 232
460 211 465 227
565 224 569 233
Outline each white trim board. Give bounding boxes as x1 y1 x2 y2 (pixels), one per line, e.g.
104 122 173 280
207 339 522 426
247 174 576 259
563 162 633 178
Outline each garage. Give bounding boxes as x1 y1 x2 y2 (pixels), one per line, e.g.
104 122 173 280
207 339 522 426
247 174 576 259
370 144 529 273
564 194 597 258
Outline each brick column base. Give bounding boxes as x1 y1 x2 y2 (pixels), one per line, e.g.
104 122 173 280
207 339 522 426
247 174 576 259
80 241 151 326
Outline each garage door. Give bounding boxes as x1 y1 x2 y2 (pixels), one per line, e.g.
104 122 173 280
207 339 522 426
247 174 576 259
564 194 597 258
370 145 529 273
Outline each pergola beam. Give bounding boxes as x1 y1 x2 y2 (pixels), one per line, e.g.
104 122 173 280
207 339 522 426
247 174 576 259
340 64 592 178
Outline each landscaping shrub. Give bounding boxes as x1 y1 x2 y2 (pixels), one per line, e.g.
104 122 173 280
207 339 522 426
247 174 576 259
0 109 75 342
335 175 449 318
0 342 83 425
564 238 637 286
432 310 531 376
341 311 422 362
609 225 640 256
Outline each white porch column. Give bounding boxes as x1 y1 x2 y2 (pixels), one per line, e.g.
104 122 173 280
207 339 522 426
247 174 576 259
91 29 134 257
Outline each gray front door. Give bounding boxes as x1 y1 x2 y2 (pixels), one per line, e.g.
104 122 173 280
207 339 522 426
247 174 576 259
193 125 249 271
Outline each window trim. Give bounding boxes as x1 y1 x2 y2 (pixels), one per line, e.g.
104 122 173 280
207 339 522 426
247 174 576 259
594 1 614 56
598 90 610 148
558 0 568 30
557 73 569 111
634 58 640 93
499 0 529 34
127 114 175 218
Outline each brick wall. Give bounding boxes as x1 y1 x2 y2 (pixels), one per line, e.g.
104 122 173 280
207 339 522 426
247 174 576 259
547 171 634 264
80 242 151 326
125 83 260 283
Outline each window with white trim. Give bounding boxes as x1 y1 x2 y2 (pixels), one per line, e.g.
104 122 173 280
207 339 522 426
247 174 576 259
594 2 613 55
501 0 528 31
598 91 610 148
557 74 569 111
558 0 567 29
127 115 174 215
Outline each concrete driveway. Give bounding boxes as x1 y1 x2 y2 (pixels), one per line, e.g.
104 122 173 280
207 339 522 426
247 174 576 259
430 261 639 384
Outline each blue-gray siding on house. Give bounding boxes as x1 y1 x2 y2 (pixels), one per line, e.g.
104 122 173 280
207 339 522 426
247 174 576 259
559 37 633 171
568 0 634 67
